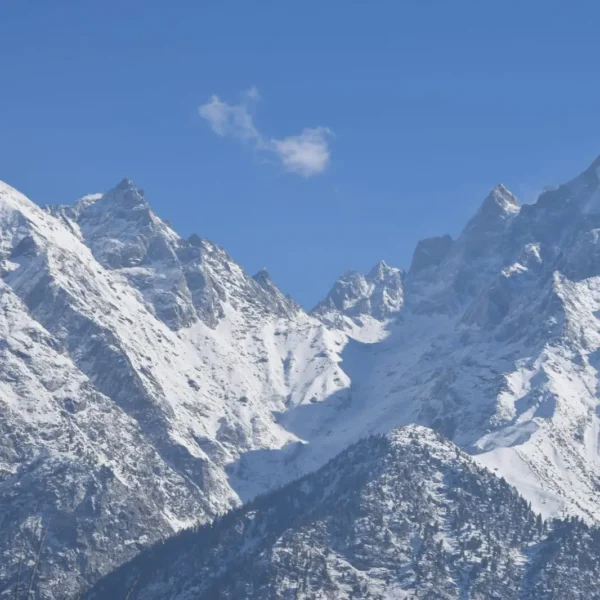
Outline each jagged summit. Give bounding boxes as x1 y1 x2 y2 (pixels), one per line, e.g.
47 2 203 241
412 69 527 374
115 177 136 191
45 183 305 329
312 259 404 337
463 184 520 235
187 232 203 246
489 182 519 205
366 258 401 280
253 266 271 282
252 267 279 293
482 183 520 215
96 177 148 209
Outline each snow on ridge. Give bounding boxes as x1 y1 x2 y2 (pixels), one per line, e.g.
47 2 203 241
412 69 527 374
312 259 405 340
4 154 600 595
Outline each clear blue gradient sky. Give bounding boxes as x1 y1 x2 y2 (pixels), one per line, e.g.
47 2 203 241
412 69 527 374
2 1 600 307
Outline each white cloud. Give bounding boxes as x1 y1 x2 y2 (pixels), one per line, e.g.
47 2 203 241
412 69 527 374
271 127 332 177
198 89 332 178
198 95 259 142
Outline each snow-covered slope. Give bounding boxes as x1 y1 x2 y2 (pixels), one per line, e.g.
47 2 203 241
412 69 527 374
0 277 213 599
3 153 600 597
87 426 600 600
299 156 600 523
0 180 348 597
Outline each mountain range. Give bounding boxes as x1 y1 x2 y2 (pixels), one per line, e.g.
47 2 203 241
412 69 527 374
2 154 600 598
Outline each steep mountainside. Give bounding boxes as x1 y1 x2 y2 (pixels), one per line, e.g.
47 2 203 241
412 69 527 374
0 278 207 599
280 158 600 523
0 180 348 598
87 426 600 600
3 154 600 597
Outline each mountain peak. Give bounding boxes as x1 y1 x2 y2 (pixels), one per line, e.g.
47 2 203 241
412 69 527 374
187 233 204 248
253 267 272 286
460 184 519 238
370 258 389 270
115 177 135 190
483 183 519 213
367 259 399 281
313 260 404 333
104 178 147 208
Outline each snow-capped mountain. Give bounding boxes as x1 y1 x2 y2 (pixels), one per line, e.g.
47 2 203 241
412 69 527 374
87 426 600 600
294 157 600 524
0 179 348 598
312 260 404 341
3 153 600 597
48 179 301 330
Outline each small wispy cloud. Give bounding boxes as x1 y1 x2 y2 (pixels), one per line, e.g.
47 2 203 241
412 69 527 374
271 127 332 177
198 88 332 177
198 94 259 142
243 85 261 102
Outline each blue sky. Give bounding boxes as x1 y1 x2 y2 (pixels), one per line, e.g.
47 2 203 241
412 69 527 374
2 1 600 307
